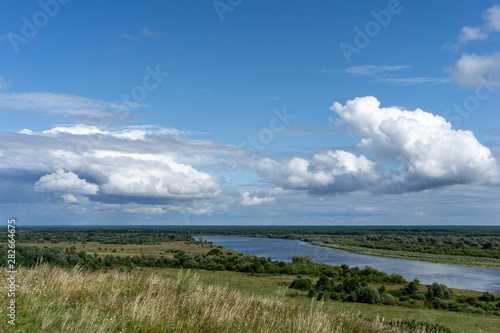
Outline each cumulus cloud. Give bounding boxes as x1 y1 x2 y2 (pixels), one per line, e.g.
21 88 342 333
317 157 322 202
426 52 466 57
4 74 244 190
251 97 498 194
0 92 141 123
98 151 221 199
444 5 500 87
34 169 99 195
252 150 377 194
444 53 500 88
331 96 499 190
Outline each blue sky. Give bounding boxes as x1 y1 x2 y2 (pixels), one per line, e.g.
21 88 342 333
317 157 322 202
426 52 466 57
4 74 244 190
1 0 500 225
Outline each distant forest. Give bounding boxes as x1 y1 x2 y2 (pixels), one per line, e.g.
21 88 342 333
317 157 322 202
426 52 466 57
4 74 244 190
12 225 500 259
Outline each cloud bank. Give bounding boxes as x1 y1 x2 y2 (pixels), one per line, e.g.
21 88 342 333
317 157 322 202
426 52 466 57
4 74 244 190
252 96 498 194
0 126 239 207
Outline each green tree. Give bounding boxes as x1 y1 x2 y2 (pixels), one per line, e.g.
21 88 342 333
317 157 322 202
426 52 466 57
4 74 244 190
427 283 452 300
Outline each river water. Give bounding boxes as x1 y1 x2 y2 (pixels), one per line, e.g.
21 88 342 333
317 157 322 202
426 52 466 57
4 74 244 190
198 236 500 293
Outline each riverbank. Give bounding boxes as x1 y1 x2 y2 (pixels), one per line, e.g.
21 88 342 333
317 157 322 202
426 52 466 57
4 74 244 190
307 241 500 269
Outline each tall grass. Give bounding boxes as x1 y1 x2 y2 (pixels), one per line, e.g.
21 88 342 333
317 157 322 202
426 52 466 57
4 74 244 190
1 265 439 332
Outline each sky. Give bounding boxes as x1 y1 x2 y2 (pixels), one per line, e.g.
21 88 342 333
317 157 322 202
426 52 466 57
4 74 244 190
1 0 500 226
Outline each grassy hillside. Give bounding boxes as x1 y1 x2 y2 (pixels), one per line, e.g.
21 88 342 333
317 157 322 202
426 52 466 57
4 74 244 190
1 265 447 333
150 268 500 333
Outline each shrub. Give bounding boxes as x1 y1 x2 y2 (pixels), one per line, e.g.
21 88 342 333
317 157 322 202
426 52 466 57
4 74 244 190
349 286 380 304
289 276 313 290
291 256 314 264
207 248 222 256
316 275 335 292
381 293 393 300
463 304 486 314
479 291 496 302
427 283 453 300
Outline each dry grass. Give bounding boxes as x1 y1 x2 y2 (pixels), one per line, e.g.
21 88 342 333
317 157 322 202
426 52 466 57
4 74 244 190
0 265 436 333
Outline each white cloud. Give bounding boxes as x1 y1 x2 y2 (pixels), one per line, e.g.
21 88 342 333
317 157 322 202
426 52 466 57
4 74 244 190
376 77 451 86
449 4 500 47
252 150 377 194
34 169 99 195
445 52 500 87
122 206 166 214
0 92 142 123
337 65 410 77
61 194 78 203
331 96 499 189
458 26 488 44
485 4 500 31
331 66 449 86
240 191 276 206
38 124 186 141
99 152 221 199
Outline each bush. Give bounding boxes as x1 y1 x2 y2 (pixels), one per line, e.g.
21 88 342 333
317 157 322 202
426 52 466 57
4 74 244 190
381 293 393 300
289 276 312 290
291 256 314 264
463 304 486 314
207 248 222 256
479 292 496 302
427 283 453 300
349 286 380 304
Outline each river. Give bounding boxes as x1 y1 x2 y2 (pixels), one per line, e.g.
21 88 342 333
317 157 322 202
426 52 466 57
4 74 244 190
197 236 500 293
